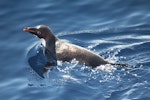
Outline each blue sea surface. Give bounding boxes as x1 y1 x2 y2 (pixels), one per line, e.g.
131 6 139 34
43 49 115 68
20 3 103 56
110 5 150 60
0 0 150 100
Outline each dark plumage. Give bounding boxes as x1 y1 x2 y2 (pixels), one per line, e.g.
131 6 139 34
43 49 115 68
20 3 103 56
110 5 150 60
24 25 127 78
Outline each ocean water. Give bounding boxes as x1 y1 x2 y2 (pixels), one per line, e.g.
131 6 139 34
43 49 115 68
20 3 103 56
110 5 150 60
0 0 150 100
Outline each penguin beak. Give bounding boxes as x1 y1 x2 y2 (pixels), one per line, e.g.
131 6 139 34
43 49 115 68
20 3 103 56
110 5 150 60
23 27 42 38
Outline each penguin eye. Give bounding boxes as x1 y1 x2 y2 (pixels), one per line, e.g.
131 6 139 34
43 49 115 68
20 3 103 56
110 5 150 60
37 31 41 35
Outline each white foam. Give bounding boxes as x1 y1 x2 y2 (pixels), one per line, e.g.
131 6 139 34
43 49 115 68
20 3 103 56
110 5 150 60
62 75 79 82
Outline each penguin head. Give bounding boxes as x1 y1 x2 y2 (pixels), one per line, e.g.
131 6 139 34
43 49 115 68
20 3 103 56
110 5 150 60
24 25 56 40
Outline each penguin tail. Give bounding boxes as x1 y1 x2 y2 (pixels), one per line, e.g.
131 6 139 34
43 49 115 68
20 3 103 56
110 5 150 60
109 62 129 67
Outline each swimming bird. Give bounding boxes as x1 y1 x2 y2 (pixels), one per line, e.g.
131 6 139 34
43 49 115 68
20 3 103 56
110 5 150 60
24 25 127 78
